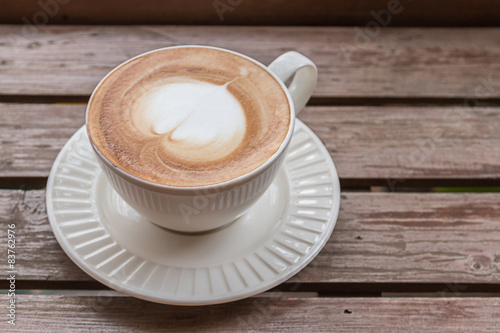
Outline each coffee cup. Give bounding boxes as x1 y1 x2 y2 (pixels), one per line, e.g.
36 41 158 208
86 45 317 233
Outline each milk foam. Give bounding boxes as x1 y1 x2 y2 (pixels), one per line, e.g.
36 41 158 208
131 80 246 162
87 47 291 186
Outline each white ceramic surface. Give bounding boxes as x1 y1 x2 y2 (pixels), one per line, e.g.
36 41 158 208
86 46 318 233
46 120 340 305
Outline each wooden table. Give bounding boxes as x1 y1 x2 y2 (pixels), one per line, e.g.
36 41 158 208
1 2 500 331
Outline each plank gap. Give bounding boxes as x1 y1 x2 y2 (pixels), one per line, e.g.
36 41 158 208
1 0 500 27
2 177 500 191
308 97 500 107
4 281 500 297
342 178 500 188
0 177 48 188
275 283 500 296
0 95 89 104
2 95 500 107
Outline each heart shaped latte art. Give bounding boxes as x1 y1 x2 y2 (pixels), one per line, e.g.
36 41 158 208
131 79 247 163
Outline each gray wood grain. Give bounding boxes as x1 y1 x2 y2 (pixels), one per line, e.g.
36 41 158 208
2 190 500 284
1 26 499 98
1 104 499 181
6 295 500 332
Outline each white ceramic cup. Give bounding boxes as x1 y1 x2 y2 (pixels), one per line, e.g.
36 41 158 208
86 45 317 233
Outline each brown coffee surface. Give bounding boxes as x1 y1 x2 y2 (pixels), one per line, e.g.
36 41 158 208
87 47 290 187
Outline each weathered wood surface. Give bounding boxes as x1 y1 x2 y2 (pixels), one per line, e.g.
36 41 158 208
0 10 498 332
5 296 500 332
2 190 500 284
0 104 84 178
2 0 500 26
1 103 499 182
1 26 500 98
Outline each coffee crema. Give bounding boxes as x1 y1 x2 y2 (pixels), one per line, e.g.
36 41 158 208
87 47 290 187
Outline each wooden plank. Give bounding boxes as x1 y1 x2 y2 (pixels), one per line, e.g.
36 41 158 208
5 296 500 332
2 190 500 284
2 0 500 26
0 104 85 178
1 104 500 181
1 26 500 98
299 106 500 183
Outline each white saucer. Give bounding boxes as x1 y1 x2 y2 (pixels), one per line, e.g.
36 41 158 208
46 119 340 305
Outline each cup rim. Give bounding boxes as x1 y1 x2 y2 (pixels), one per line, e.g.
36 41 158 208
85 45 296 193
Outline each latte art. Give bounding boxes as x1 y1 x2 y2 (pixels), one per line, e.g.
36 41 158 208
87 47 290 187
131 79 246 163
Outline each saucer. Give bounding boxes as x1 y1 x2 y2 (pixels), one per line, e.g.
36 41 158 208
46 119 340 305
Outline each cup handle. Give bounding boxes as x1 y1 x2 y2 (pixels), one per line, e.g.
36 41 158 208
268 51 318 115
